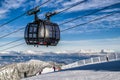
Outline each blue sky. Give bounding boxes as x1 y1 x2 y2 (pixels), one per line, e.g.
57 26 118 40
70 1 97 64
0 0 120 52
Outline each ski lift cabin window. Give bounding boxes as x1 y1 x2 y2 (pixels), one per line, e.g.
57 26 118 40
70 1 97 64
24 20 60 46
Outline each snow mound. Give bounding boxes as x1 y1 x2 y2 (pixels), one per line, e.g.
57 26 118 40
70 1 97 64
0 60 60 80
41 67 54 74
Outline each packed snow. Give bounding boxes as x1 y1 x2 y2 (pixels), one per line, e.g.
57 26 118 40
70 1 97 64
22 60 120 80
23 70 120 80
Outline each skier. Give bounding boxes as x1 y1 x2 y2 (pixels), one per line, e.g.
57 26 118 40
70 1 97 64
53 66 56 72
106 54 109 62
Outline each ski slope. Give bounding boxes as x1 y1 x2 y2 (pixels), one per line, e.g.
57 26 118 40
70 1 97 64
22 60 120 80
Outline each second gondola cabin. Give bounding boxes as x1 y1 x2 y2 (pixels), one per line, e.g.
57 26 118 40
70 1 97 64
24 7 60 46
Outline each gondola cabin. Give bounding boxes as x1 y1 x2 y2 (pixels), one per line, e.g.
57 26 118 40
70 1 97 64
24 7 60 46
25 20 60 46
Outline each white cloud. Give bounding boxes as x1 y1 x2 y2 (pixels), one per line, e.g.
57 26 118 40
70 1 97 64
1 37 120 52
62 0 83 7
3 0 24 9
61 37 120 44
0 25 25 40
0 9 8 14
0 0 26 19
101 8 120 13
60 37 120 51
35 0 40 3
60 12 120 34
48 0 119 14
0 8 8 19
63 0 120 12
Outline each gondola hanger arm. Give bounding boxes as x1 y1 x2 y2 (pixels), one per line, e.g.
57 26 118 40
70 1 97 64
27 6 40 21
45 11 57 21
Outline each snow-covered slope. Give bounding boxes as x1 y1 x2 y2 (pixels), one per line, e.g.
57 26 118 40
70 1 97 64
22 60 120 80
23 70 120 80
0 60 61 80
